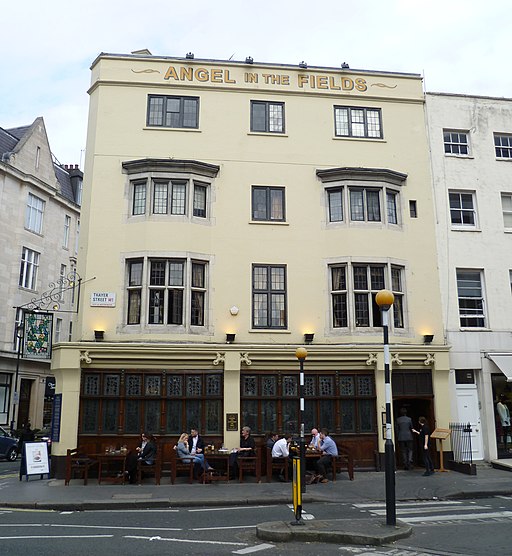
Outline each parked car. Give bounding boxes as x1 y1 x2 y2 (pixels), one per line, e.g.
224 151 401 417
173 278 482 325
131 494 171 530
0 426 19 461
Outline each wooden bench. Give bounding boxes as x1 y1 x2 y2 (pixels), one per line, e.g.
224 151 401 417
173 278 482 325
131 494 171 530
238 448 261 483
65 447 97 486
137 440 161 484
169 443 195 484
332 445 355 481
266 447 289 482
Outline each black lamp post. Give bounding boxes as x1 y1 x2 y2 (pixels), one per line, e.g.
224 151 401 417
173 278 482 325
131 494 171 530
375 289 396 526
10 322 24 433
295 347 307 494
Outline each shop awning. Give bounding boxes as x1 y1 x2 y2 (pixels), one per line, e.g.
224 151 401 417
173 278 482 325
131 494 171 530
487 353 512 382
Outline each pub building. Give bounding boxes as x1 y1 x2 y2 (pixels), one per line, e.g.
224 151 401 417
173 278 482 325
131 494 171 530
49 51 451 477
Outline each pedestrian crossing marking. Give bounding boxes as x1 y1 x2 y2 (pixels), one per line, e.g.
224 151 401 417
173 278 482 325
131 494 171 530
354 500 512 525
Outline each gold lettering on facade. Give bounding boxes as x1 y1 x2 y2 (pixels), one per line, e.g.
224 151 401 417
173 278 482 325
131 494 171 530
245 72 259 83
341 77 354 90
317 76 328 89
224 70 236 83
298 74 309 88
164 66 178 80
195 68 209 82
180 67 193 81
355 78 368 91
329 76 341 90
211 69 223 82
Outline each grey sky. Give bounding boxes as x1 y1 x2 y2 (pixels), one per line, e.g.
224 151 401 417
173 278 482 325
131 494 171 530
1 0 509 166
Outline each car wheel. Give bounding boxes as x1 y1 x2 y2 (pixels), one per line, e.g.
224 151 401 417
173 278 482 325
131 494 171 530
6 448 18 461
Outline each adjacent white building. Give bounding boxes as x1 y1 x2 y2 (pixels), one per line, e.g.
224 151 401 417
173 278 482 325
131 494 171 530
426 92 512 462
0 117 82 431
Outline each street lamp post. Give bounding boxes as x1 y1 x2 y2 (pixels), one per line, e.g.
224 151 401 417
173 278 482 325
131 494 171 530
10 322 24 434
375 289 396 526
295 347 307 494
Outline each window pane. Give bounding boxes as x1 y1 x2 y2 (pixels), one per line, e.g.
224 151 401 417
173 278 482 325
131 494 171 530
319 399 335 431
205 400 221 433
335 107 349 136
133 183 146 215
171 182 186 214
82 400 99 433
192 263 205 288
149 290 164 323
262 400 277 431
153 182 168 214
242 400 258 431
183 98 198 128
251 103 266 132
341 400 356 432
269 103 283 132
328 188 343 222
148 97 163 126
350 189 364 220
355 293 369 327
359 399 375 432
386 191 397 224
366 190 381 221
252 188 268 220
124 400 140 433
270 189 284 220
129 261 143 286
150 261 166 286
191 291 204 326
193 184 207 217
282 400 297 435
102 400 118 433
168 289 183 325
166 400 182 434
144 400 160 432
168 262 184 286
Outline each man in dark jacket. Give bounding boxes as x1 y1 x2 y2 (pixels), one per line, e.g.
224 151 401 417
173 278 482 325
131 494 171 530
395 407 414 470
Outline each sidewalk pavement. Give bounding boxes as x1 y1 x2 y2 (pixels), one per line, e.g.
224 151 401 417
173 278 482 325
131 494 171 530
1 462 511 545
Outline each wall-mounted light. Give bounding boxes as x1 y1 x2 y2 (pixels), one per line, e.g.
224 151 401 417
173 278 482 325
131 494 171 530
304 333 314 344
299 61 308 69
423 334 434 344
226 333 236 344
186 52 194 59
245 56 253 64
94 330 105 341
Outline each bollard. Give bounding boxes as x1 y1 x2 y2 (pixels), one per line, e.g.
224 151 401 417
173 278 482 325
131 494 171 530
291 455 304 525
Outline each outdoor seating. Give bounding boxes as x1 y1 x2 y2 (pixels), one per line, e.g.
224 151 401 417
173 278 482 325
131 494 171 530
237 448 261 482
332 445 355 481
65 447 97 486
169 442 195 484
137 440 161 484
266 447 288 482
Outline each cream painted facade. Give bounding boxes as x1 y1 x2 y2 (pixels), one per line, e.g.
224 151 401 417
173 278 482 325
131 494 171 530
426 92 512 462
51 53 450 472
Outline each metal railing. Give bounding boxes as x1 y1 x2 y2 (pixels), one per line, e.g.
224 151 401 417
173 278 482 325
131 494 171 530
449 422 473 464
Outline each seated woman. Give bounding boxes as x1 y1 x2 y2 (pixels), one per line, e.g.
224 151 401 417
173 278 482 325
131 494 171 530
176 433 213 479
126 432 157 484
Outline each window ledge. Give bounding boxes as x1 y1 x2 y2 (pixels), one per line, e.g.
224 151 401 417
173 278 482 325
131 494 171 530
247 132 288 138
249 329 291 334
444 154 474 159
249 220 289 226
332 136 386 143
458 327 490 332
496 157 512 162
450 227 481 232
142 126 201 133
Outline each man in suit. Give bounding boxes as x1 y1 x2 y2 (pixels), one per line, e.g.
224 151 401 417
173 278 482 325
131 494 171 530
188 427 205 455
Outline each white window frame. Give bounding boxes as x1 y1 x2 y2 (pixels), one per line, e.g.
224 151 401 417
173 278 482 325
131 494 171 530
456 269 486 328
501 193 512 229
449 190 478 229
63 215 71 248
55 318 62 343
25 193 45 234
495 133 512 159
19 247 40 290
443 130 470 156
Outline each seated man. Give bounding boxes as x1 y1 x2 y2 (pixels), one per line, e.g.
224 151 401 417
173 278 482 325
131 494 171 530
271 434 292 481
315 428 338 483
309 428 321 449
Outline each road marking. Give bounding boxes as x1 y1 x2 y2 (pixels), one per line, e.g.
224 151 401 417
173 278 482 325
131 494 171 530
287 503 315 520
233 544 275 554
192 525 257 531
369 505 490 515
404 510 512 523
188 505 275 512
91 508 179 513
0 523 182 532
125 535 247 546
0 535 113 540
354 501 464 508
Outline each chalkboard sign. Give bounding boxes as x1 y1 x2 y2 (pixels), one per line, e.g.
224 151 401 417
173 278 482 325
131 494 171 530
51 393 62 442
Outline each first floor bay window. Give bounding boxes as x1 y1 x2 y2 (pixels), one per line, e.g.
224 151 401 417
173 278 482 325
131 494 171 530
126 256 208 328
330 262 405 331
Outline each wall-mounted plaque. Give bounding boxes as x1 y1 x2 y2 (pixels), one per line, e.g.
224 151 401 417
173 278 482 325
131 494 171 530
226 413 238 431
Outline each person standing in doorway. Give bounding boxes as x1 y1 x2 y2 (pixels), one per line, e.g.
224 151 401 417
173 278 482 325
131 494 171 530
497 395 511 452
396 407 414 470
414 416 435 476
